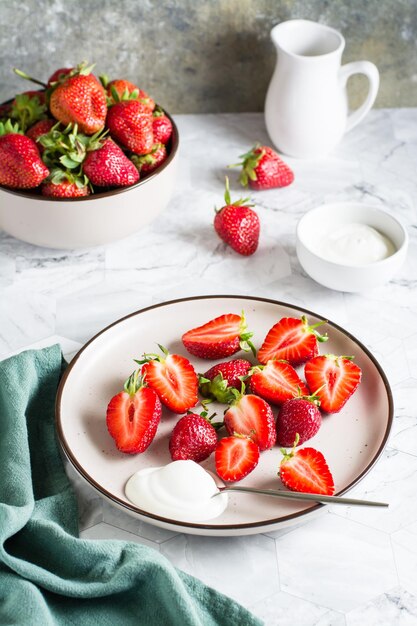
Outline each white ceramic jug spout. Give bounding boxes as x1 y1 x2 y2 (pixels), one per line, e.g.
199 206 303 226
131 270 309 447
265 20 379 159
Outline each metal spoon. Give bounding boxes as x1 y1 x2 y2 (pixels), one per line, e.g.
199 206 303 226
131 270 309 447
213 485 388 508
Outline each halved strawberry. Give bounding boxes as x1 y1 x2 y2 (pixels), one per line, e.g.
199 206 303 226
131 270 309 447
279 436 335 495
182 312 255 359
304 354 362 413
224 386 276 450
215 436 260 482
106 370 161 454
249 359 309 404
257 315 328 366
138 345 199 414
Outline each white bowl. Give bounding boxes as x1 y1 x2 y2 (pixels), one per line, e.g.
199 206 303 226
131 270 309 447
0 112 179 249
296 202 408 292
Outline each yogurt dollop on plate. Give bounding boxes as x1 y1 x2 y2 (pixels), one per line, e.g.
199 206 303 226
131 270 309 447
125 460 228 522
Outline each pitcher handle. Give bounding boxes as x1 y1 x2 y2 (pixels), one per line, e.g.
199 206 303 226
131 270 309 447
339 61 380 133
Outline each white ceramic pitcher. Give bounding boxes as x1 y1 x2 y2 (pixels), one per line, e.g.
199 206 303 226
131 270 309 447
264 19 380 159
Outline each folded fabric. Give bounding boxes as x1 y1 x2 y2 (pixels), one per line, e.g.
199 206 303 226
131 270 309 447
0 345 262 626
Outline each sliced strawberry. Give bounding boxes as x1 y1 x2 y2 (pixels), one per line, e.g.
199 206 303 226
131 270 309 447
249 359 309 404
304 354 362 413
279 437 335 495
182 312 255 359
224 389 276 450
139 346 199 414
257 315 328 366
215 436 260 482
106 370 161 454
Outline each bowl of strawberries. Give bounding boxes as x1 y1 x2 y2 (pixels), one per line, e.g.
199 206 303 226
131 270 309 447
0 62 179 248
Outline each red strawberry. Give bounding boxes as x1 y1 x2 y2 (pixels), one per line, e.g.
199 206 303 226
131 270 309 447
83 138 139 187
106 370 162 454
26 119 55 152
169 412 219 462
152 108 173 144
224 388 276 450
214 177 260 256
139 346 199 414
182 311 255 360
276 395 322 446
258 315 328 366
42 179 90 198
215 436 260 482
236 144 294 190
13 90 46 105
279 437 335 495
199 359 252 403
106 100 154 155
131 143 167 176
250 359 309 405
304 354 362 413
50 72 107 135
0 128 49 189
106 79 155 112
47 67 73 86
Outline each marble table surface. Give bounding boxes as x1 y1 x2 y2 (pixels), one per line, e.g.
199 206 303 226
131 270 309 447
1 110 417 626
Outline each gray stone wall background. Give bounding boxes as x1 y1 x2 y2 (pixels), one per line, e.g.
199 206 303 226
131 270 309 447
1 0 416 113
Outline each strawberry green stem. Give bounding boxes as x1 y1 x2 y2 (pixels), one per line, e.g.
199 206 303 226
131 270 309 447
123 369 143 395
239 310 256 357
280 433 300 462
301 315 328 343
13 68 47 88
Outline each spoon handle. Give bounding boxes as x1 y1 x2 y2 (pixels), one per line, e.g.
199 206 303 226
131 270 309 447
217 486 388 508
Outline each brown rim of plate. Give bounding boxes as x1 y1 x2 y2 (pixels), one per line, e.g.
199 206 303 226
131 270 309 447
0 102 179 202
55 294 394 532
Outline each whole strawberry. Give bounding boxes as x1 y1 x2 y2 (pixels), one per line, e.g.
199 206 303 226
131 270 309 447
131 143 167 176
152 107 173 144
83 138 139 187
0 122 49 189
26 119 55 152
49 64 107 135
106 78 155 112
276 394 322 447
106 100 154 155
42 179 90 198
214 177 260 256
169 411 219 462
47 67 73 86
199 359 252 403
236 144 294 190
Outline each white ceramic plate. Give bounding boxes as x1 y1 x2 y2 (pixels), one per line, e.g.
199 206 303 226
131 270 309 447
56 296 393 536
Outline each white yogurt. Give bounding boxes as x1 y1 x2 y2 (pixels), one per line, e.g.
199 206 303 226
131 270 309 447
315 222 396 266
125 460 228 522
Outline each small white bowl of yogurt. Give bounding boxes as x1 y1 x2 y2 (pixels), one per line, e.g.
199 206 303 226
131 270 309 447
296 202 408 292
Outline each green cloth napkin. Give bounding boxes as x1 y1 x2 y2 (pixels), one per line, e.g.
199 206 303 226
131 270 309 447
0 345 262 626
